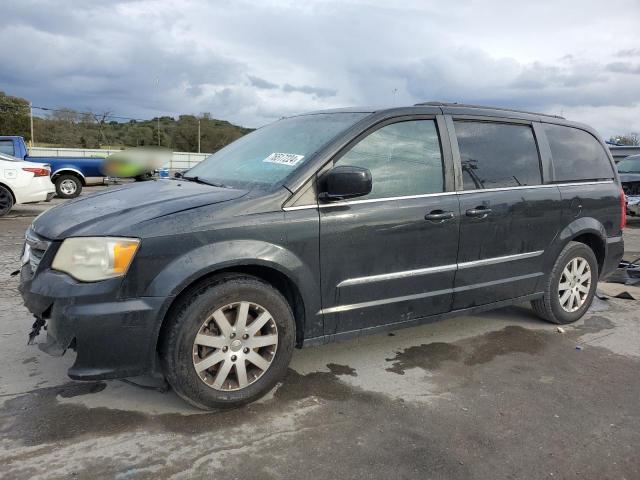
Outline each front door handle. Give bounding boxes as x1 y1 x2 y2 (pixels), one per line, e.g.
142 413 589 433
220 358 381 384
425 210 455 222
466 206 492 218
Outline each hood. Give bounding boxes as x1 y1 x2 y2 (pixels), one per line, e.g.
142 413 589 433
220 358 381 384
620 173 640 184
33 179 247 239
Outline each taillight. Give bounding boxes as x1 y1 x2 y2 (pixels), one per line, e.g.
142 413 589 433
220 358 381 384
620 188 627 231
22 167 50 177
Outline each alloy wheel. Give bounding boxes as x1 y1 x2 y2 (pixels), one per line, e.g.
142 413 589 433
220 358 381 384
192 301 278 391
0 188 11 214
60 179 77 196
558 257 592 313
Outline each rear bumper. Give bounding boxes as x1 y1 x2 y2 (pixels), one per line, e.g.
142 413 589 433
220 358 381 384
16 179 56 204
19 265 172 380
601 236 625 280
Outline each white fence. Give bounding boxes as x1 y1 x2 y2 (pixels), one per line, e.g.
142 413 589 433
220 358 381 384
29 147 210 170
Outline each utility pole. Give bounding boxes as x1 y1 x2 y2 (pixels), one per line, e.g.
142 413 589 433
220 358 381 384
157 117 160 146
29 102 34 147
197 118 201 153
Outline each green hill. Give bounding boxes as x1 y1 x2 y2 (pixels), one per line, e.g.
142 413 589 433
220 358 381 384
0 91 252 153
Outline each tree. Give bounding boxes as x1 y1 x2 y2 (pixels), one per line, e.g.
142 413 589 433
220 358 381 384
610 133 640 146
0 91 30 140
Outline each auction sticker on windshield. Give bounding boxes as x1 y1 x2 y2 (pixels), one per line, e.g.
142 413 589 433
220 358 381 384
263 152 304 166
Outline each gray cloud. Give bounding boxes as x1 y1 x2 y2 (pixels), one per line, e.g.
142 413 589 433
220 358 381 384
282 84 337 98
248 76 279 90
605 62 640 75
615 48 640 58
0 0 638 137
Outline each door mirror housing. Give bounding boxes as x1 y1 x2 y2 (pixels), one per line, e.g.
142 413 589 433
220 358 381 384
319 165 372 201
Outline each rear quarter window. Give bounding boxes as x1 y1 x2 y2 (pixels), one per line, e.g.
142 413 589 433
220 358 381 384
543 124 614 182
0 140 15 157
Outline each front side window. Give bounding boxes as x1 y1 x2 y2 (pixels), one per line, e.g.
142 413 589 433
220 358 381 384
543 124 614 181
0 140 15 157
454 121 542 190
335 120 444 200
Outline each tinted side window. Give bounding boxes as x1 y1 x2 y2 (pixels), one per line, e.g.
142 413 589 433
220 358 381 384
0 140 15 156
543 124 614 181
336 120 444 199
454 121 542 190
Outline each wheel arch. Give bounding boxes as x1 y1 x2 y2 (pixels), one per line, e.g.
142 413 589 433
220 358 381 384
52 168 86 186
155 264 307 354
0 181 17 204
552 217 608 276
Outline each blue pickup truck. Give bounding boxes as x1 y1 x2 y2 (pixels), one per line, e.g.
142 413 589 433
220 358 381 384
0 136 106 198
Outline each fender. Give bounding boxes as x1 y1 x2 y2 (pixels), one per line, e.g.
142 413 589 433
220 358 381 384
541 216 608 278
145 238 322 336
51 167 86 183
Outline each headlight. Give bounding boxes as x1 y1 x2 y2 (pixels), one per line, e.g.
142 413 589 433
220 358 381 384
52 237 140 282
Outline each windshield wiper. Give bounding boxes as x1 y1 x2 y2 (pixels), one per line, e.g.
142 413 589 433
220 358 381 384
182 176 229 188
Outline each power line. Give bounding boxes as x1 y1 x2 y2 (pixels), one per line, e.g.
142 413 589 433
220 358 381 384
0 100 148 122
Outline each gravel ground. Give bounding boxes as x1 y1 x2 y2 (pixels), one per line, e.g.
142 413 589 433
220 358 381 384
0 187 639 480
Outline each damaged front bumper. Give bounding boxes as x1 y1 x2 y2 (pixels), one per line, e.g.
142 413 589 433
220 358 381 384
19 253 171 381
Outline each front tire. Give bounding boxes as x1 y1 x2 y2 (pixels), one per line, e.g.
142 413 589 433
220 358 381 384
160 274 295 410
0 185 14 216
531 241 598 324
55 174 82 198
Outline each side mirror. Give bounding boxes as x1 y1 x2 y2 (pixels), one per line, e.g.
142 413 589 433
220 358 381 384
319 165 372 201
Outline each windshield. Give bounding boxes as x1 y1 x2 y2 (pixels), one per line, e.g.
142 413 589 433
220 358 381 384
185 112 368 189
618 156 640 173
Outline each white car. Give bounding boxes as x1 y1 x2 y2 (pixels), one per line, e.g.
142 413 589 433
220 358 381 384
0 152 55 216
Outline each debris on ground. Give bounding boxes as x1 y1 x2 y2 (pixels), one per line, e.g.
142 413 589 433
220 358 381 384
607 257 640 285
597 282 640 301
557 327 566 334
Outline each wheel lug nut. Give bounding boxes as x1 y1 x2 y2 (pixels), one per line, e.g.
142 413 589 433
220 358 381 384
243 347 249 354
222 346 228 352
230 332 236 339
242 334 249 340
231 355 237 361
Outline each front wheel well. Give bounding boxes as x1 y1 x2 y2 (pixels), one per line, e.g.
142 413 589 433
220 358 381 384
157 265 307 352
0 182 16 203
571 232 605 275
52 171 86 186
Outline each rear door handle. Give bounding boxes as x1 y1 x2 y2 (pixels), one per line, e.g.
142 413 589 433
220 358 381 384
425 210 455 222
466 207 492 218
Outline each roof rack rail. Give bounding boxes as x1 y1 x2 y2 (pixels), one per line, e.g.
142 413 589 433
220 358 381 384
414 101 565 119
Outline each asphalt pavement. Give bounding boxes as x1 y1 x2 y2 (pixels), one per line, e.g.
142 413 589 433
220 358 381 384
1 186 639 480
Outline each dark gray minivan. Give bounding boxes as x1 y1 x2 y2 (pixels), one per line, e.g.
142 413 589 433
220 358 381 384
19 103 626 409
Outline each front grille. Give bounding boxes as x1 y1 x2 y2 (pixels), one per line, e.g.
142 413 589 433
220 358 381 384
24 229 51 275
623 181 640 196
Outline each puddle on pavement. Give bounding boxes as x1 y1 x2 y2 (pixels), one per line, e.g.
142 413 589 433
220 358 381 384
0 325 586 447
574 315 616 335
463 326 546 365
385 343 463 375
0 362 386 446
384 326 548 375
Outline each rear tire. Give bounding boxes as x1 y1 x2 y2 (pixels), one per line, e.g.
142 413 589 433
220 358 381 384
531 241 598 324
0 185 14 216
55 174 82 198
159 274 295 410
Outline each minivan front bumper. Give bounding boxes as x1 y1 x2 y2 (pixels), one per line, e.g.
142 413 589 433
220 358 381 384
19 264 171 381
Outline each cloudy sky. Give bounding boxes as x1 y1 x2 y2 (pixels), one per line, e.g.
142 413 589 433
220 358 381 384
1 0 639 137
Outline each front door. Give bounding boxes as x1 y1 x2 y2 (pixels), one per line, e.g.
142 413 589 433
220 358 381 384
451 119 562 309
319 118 460 334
